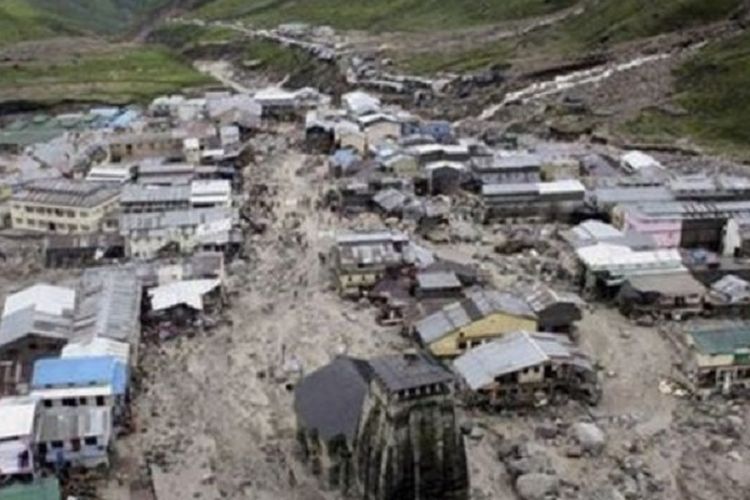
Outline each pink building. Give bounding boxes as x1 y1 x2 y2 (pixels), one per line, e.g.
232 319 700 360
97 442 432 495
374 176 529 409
615 206 682 248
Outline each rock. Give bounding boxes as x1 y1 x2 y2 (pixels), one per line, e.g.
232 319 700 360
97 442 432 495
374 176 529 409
535 423 559 440
571 422 606 455
516 473 559 500
587 486 626 500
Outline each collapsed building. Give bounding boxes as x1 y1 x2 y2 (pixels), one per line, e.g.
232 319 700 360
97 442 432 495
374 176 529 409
294 353 468 500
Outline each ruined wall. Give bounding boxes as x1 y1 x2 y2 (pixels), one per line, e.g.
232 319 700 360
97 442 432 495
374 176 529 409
355 394 469 500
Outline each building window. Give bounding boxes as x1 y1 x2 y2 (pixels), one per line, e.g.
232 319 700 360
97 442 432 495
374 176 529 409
71 438 81 451
78 397 88 405
95 396 105 407
51 441 64 449
62 398 77 407
43 400 52 408
38 443 48 455
84 436 98 446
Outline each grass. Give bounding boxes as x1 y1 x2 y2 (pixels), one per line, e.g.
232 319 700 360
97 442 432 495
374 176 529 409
0 46 215 104
151 22 242 48
623 30 750 157
560 0 743 47
398 42 513 75
193 0 577 31
0 0 173 47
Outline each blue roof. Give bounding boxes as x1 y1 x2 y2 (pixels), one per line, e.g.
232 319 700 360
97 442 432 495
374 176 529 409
330 148 359 168
31 356 128 395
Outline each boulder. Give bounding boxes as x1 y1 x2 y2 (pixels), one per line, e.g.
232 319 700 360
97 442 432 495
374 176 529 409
516 473 559 500
571 422 606 455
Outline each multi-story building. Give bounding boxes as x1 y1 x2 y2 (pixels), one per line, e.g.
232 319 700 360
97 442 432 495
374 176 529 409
10 179 120 234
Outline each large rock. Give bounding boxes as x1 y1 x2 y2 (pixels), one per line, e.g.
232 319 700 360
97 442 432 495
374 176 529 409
515 472 559 500
571 422 606 455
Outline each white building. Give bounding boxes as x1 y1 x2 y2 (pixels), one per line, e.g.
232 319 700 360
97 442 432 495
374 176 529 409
0 396 39 478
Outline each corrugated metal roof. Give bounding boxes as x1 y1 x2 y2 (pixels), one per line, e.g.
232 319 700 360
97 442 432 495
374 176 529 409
32 356 128 395
120 184 190 204
453 331 585 390
0 307 73 347
416 271 461 291
74 267 141 344
0 477 60 500
12 179 119 208
688 326 750 356
62 338 130 364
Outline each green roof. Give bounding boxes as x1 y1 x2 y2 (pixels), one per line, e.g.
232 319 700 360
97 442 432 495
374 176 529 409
689 327 750 355
0 477 60 500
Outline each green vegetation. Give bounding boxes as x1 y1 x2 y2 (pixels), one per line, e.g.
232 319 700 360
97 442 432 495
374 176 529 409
0 46 214 103
151 22 242 48
400 42 513 75
561 0 742 47
624 30 750 156
193 0 577 31
0 0 173 47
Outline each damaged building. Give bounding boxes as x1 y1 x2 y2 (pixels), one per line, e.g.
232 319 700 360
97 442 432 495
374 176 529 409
684 325 750 396
294 352 468 500
453 330 600 407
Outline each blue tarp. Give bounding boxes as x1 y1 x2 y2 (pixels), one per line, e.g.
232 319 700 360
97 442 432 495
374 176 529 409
32 356 128 395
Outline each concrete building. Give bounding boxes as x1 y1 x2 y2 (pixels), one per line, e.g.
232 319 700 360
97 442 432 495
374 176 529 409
0 285 76 394
470 153 542 186
482 179 585 220
685 326 750 396
520 284 584 332
108 130 186 162
35 406 112 468
120 184 191 214
0 396 40 479
453 330 600 407
332 231 413 297
119 207 236 260
617 273 706 320
10 180 120 234
414 289 537 358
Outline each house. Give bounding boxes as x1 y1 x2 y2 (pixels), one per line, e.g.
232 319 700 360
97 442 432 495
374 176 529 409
616 272 706 320
414 289 537 358
401 120 453 144
705 275 750 316
332 231 413 297
470 153 542 186
357 113 401 147
329 149 362 178
120 184 191 214
73 266 142 363
31 356 128 417
381 152 418 175
136 162 195 186
10 179 120 235
520 284 583 332
372 188 409 216
0 477 60 500
294 353 468 499
684 326 750 396
190 180 232 209
342 91 381 117
119 207 237 260
35 406 112 468
0 285 76 394
206 93 262 129
620 151 664 174
85 165 134 184
482 180 585 220
145 279 223 332
453 330 600 407
560 220 656 251
0 397 39 479
425 161 467 195
108 130 186 162
575 243 686 297
43 232 125 268
415 271 463 300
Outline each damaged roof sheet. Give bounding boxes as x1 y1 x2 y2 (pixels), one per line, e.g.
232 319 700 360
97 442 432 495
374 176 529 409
148 278 220 312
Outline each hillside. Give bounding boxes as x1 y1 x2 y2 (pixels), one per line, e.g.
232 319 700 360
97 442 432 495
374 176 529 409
192 0 578 31
0 0 174 46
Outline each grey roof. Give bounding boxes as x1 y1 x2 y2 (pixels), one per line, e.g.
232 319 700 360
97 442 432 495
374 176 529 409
416 290 536 344
336 231 409 246
591 186 674 207
0 307 73 348
120 184 190 204
373 189 408 213
73 267 142 344
369 353 453 394
561 220 657 250
44 232 124 251
12 179 120 208
625 273 706 296
453 331 588 390
294 356 372 442
416 271 462 291
481 183 539 197
521 284 583 314
471 154 542 172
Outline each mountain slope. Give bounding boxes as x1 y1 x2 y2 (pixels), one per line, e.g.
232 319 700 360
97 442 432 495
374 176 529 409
192 0 578 31
0 0 174 46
